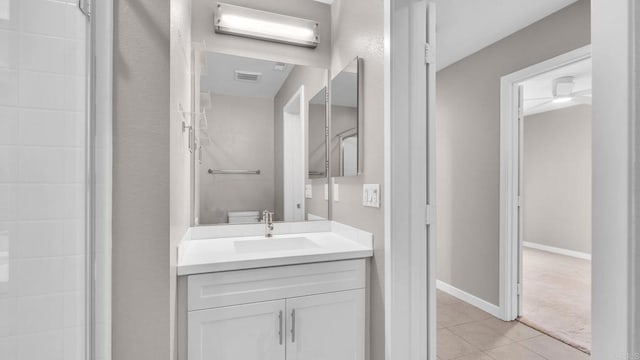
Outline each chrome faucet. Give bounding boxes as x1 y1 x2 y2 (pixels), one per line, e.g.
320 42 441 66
263 210 274 238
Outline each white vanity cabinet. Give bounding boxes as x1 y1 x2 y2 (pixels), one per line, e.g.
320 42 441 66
187 259 367 360
285 289 365 360
189 300 286 360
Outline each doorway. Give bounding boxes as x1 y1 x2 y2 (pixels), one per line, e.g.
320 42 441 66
283 87 305 221
500 46 592 353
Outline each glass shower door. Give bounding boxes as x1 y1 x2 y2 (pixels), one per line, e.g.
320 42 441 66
0 1 102 359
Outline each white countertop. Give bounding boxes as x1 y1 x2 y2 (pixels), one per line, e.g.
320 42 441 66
177 222 373 275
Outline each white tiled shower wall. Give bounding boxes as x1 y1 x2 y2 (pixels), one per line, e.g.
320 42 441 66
0 0 88 359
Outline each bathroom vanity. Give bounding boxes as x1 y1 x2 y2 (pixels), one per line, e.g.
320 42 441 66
181 6 371 357
177 221 373 360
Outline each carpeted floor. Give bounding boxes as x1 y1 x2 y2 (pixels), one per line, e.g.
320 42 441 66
520 247 591 353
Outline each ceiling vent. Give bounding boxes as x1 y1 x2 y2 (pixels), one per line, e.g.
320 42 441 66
234 70 262 83
552 76 575 97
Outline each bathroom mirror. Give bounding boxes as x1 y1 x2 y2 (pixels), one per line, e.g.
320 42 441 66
330 57 363 177
308 87 328 179
306 87 329 221
193 51 329 225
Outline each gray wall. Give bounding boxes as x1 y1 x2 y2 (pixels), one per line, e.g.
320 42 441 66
523 105 592 254
274 65 328 221
114 0 192 358
113 0 173 359
199 95 275 224
436 0 590 305
330 0 385 358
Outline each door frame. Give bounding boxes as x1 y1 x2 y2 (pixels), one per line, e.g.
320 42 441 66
283 86 306 221
384 1 435 359
382 0 640 358
499 45 592 321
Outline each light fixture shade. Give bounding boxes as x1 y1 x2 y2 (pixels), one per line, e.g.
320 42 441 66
214 3 320 49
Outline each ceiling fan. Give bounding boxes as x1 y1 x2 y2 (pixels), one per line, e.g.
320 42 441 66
524 76 592 113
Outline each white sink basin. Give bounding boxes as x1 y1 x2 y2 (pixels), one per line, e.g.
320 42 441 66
234 237 319 253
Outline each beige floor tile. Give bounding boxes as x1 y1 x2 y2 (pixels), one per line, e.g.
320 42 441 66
451 351 495 360
477 318 543 341
438 291 464 307
437 290 588 360
456 302 495 322
520 335 590 360
438 304 476 328
437 328 480 360
486 343 547 360
449 322 513 350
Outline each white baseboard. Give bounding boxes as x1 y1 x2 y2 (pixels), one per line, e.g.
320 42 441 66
522 241 591 260
436 280 503 319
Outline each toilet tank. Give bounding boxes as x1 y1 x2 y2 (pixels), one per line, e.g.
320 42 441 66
227 211 261 224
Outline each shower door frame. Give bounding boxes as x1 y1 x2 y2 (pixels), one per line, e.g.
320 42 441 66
81 0 114 359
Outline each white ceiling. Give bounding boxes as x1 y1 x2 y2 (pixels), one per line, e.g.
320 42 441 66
434 0 580 70
201 52 294 99
521 57 592 116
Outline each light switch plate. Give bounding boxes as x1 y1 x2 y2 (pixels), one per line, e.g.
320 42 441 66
305 184 313 199
333 184 340 202
363 184 381 208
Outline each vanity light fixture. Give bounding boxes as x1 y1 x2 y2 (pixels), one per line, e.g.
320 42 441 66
214 3 320 49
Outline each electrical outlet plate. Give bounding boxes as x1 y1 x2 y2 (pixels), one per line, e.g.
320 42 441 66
363 184 381 208
324 184 329 201
333 184 339 202
305 184 313 199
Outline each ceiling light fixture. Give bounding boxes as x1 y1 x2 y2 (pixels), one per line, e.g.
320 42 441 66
215 3 320 49
552 96 572 104
551 76 575 104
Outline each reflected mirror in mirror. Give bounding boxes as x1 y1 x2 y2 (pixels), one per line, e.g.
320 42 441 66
308 87 327 179
194 51 329 225
306 87 329 221
330 57 363 177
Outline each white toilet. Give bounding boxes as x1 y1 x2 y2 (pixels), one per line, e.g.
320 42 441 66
227 211 261 224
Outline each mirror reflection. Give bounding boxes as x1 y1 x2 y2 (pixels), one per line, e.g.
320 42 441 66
194 52 329 225
308 88 327 179
306 87 329 221
330 57 362 177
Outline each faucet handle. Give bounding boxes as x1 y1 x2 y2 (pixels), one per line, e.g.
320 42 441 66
262 209 273 222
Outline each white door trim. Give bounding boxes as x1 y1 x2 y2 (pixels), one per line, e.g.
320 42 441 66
283 86 306 221
384 1 435 359
591 0 640 356
499 45 591 321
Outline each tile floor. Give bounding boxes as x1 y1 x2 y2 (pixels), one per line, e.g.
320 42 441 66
437 290 590 360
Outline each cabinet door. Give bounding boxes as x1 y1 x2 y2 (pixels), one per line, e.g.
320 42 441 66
188 300 286 360
286 289 365 360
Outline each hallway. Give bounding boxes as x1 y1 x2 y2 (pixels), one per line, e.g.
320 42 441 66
437 291 589 360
